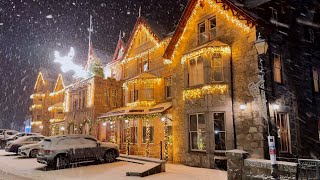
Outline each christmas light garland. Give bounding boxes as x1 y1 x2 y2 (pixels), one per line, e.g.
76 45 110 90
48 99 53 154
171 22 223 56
30 93 45 99
181 46 231 64
126 100 156 107
31 121 42 125
48 106 64 112
30 104 43 110
34 72 45 90
183 84 228 100
122 78 161 90
49 118 64 123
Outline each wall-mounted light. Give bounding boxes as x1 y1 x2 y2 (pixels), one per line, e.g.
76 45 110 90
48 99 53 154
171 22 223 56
60 127 65 131
39 125 43 129
161 116 166 122
272 104 280 111
240 104 247 110
102 122 107 126
125 119 129 124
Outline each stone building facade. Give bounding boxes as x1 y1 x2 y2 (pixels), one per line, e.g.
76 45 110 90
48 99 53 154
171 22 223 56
64 75 122 137
162 0 264 168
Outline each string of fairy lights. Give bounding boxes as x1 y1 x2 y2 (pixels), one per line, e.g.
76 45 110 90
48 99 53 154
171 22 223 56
126 100 156 107
122 78 161 90
181 46 231 64
183 84 228 100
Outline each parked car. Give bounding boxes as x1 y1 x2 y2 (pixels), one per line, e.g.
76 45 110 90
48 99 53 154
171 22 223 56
0 130 18 139
0 132 40 149
18 142 42 158
5 135 45 154
37 135 119 169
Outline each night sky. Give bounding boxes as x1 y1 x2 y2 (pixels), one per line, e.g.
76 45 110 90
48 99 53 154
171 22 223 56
0 0 187 129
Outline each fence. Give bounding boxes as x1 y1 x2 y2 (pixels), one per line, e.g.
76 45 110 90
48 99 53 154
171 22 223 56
298 159 320 180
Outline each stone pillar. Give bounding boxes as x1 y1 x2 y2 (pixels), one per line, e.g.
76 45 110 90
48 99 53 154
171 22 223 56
226 149 248 180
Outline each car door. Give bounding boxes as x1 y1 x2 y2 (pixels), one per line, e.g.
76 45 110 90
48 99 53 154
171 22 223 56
24 137 36 145
80 138 98 160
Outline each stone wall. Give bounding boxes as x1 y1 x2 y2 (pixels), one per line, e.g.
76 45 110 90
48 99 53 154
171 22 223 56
226 150 298 180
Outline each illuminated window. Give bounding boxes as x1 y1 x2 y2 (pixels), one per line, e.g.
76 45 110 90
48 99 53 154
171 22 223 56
188 57 204 86
143 119 154 143
144 84 154 100
189 113 206 151
214 113 226 150
276 113 290 153
139 58 149 72
313 67 319 93
211 54 223 82
111 89 117 107
273 54 282 83
165 77 172 99
198 22 207 44
57 111 63 115
129 119 138 144
209 17 216 40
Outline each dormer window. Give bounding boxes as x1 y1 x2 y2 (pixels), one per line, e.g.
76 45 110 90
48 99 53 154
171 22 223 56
209 17 216 40
198 22 207 44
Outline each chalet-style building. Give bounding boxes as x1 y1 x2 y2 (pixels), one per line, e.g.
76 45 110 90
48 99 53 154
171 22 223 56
48 74 66 136
98 16 175 159
30 71 54 136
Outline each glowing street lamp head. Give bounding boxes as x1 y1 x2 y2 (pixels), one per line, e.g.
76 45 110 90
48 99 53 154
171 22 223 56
54 47 89 79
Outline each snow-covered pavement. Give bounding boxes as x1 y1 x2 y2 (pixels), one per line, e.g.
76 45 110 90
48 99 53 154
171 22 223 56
0 150 227 180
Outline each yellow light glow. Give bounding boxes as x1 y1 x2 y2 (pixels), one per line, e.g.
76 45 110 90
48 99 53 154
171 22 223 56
87 81 94 107
31 121 42 125
181 46 231 64
48 106 64 112
126 100 156 107
30 93 45 99
50 118 64 123
30 104 43 110
49 89 64 96
171 0 251 61
123 38 170 63
123 24 160 62
183 84 228 100
122 78 161 90
34 72 45 90
64 89 70 112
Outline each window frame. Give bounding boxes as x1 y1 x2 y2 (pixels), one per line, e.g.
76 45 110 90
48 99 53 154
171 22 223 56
198 21 207 45
209 16 217 40
165 76 172 99
273 53 283 84
188 56 204 87
312 67 319 93
213 112 226 151
275 112 291 153
189 113 206 152
211 54 224 82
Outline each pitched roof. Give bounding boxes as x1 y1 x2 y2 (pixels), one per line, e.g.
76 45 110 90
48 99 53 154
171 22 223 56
163 0 256 59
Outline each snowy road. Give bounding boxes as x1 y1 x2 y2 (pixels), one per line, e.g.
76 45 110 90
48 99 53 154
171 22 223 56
0 150 227 180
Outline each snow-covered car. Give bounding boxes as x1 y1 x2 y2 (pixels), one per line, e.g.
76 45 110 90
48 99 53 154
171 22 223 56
1 132 40 149
37 135 119 169
18 142 42 158
5 135 45 154
0 130 18 139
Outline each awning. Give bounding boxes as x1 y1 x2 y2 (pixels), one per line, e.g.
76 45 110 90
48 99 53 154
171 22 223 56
98 102 172 119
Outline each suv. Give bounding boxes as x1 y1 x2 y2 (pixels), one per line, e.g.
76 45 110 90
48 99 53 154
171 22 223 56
37 135 119 169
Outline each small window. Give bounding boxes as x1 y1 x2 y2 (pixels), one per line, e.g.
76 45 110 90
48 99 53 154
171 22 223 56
130 86 138 102
144 84 154 100
105 90 110 107
211 55 223 82
165 77 172 99
214 113 226 150
140 59 149 72
189 113 206 151
36 115 41 121
313 67 319 93
273 54 282 83
209 17 216 40
276 113 290 153
143 119 154 143
198 22 207 44
304 27 314 42
188 57 204 86
111 89 117 107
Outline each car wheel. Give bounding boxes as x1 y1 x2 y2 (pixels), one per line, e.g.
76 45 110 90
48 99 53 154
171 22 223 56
55 155 70 169
29 149 38 158
104 150 116 163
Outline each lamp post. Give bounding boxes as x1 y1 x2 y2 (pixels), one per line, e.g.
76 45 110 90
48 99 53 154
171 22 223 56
252 34 278 178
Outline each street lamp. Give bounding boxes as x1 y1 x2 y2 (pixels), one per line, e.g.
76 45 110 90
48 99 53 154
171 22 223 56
253 34 278 178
